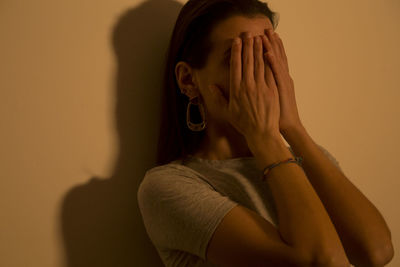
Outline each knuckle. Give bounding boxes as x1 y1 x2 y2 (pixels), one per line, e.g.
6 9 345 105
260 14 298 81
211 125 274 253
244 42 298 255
245 79 255 89
231 91 239 101
239 80 246 89
247 37 253 46
256 77 266 86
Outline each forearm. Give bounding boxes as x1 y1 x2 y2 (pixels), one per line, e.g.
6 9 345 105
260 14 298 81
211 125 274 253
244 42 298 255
248 135 350 266
281 125 394 266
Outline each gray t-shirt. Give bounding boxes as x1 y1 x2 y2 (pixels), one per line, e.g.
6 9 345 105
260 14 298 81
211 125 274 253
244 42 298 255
137 145 343 267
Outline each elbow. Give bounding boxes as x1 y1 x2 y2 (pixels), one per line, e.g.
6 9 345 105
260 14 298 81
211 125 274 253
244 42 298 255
306 248 351 267
310 242 395 267
310 256 351 267
295 251 349 267
367 241 394 267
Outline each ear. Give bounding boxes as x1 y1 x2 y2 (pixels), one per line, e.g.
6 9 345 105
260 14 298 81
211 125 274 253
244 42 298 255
175 61 200 100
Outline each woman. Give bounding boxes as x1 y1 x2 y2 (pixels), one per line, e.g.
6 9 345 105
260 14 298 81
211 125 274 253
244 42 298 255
138 0 393 266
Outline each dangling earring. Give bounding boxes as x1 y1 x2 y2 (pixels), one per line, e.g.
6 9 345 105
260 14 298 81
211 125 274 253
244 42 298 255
186 97 207 131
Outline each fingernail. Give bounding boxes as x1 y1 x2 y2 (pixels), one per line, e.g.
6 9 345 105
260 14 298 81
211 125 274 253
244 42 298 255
265 28 273 35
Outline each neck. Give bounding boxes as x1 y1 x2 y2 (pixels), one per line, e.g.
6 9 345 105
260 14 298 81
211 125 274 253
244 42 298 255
192 120 253 160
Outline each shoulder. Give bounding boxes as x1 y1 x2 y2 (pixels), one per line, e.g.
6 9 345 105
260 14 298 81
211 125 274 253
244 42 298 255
137 163 239 261
145 162 195 177
141 162 206 187
137 162 214 203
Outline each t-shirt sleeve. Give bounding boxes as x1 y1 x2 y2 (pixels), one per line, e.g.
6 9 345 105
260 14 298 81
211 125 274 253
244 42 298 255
289 144 344 173
137 164 238 261
317 144 344 173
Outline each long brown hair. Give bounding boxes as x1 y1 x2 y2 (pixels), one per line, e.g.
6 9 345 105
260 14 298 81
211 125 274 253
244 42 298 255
156 0 279 166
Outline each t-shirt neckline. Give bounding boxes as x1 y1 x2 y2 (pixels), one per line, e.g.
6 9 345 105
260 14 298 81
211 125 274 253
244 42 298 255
184 154 255 165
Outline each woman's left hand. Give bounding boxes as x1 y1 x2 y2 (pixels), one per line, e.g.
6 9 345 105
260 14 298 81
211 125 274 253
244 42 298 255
261 29 303 135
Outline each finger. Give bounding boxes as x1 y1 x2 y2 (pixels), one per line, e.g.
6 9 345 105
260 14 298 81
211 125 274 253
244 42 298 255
262 32 287 86
266 51 286 91
230 37 242 99
275 34 286 62
254 35 265 84
265 29 280 59
242 33 254 87
260 34 277 89
276 34 289 73
260 32 273 63
264 58 276 90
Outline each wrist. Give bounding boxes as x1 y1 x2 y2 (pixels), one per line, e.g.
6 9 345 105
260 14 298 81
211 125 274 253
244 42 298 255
247 135 293 171
280 124 307 145
246 131 282 149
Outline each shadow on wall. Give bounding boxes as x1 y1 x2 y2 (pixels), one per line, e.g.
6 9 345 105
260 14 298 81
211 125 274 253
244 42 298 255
59 0 183 266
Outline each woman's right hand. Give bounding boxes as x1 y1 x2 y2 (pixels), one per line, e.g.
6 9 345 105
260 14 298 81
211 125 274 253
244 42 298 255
205 32 281 147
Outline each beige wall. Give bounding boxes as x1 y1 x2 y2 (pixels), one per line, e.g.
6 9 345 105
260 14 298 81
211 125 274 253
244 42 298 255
0 0 398 266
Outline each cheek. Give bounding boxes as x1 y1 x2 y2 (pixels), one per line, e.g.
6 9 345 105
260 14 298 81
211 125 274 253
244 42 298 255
214 75 230 99
221 68 230 98
203 64 230 99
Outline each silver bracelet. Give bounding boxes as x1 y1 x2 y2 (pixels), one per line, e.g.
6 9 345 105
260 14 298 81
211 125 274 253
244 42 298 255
262 156 303 181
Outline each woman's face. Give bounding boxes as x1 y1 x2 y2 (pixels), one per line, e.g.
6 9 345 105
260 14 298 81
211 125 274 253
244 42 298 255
194 14 274 121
